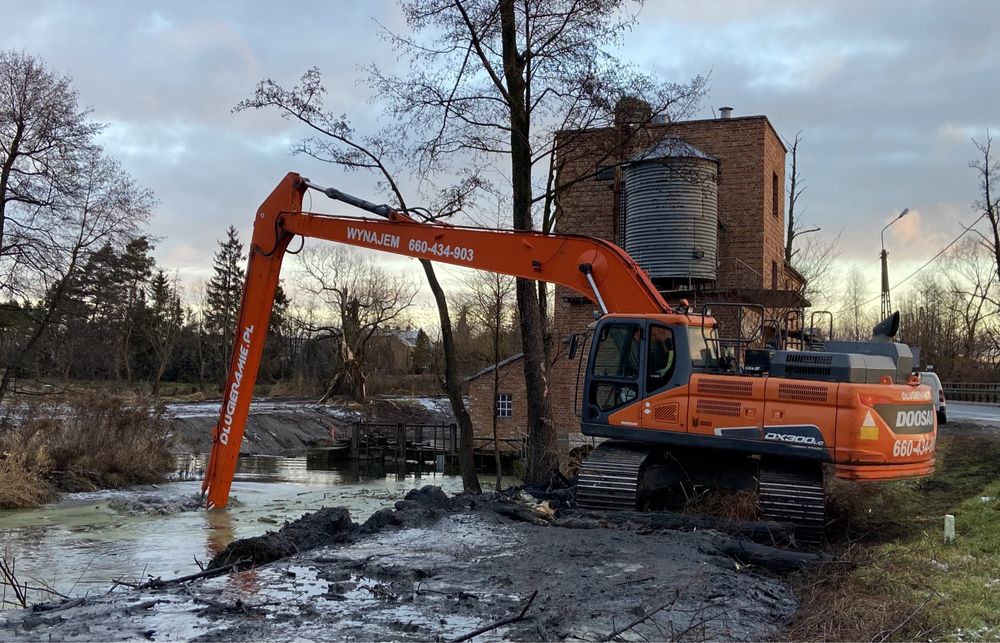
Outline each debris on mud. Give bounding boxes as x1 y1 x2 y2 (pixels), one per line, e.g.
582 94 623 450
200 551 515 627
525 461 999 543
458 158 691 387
0 485 820 641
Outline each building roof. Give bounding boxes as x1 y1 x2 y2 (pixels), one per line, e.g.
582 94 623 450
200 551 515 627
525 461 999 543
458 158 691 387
464 353 525 382
629 137 717 163
378 328 422 348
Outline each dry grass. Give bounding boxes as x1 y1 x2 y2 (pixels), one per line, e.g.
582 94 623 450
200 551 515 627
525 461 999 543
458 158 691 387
0 394 175 508
781 551 937 642
0 456 52 510
681 487 760 522
781 429 1000 641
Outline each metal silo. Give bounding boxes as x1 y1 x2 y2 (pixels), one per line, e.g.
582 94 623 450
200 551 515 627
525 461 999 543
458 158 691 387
620 138 719 286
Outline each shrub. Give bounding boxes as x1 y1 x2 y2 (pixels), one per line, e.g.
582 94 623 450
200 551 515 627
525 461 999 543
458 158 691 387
0 394 175 507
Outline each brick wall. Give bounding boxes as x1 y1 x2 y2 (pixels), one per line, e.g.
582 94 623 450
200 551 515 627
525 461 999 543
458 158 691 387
554 116 789 289
549 114 791 437
467 358 527 444
549 306 593 437
762 124 788 283
467 114 796 448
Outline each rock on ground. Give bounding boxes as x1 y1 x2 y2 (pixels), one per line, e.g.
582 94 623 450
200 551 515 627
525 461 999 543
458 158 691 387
0 487 797 642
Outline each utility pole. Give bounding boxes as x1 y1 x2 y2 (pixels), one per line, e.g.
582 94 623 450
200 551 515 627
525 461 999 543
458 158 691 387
880 208 910 320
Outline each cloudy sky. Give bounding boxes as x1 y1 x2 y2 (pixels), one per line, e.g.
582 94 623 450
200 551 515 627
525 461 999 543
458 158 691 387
4 0 997 317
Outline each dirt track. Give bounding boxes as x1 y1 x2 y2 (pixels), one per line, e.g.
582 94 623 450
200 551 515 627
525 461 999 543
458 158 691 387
0 488 798 641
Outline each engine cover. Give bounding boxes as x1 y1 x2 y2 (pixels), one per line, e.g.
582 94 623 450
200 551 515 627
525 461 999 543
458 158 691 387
769 350 897 383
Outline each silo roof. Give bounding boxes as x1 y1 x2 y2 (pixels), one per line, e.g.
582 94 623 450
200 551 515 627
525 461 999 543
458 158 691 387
629 137 717 163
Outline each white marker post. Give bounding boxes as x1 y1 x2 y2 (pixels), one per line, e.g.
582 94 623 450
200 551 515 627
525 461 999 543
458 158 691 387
944 514 956 544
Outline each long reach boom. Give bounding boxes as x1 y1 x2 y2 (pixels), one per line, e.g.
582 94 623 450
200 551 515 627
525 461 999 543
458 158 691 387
201 173 670 509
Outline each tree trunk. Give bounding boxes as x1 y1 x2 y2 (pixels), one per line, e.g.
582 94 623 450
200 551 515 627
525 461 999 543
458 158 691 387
122 326 134 386
419 258 481 493
0 123 25 256
985 166 1000 287
501 0 559 486
785 133 799 263
493 287 503 492
151 327 178 397
152 365 164 397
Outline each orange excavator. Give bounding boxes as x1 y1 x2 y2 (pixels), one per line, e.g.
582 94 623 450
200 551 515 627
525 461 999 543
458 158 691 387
202 173 937 541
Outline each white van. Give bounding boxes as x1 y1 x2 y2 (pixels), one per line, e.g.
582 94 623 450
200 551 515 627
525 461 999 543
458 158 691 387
918 371 947 425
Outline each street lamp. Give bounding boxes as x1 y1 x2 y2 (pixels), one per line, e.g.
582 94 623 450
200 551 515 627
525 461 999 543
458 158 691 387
880 208 910 320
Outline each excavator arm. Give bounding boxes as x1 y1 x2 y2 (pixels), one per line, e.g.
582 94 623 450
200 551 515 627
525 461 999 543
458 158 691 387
201 172 670 509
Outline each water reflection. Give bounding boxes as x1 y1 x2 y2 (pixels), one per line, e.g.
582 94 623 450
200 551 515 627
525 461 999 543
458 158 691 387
204 509 236 559
177 451 452 486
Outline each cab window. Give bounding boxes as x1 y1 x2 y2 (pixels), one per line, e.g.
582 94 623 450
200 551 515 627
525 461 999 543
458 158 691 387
589 322 641 413
591 323 641 378
646 325 675 393
687 327 718 368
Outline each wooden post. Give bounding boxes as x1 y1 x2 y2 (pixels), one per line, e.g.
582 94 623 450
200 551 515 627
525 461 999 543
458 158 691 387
450 422 458 454
351 421 360 459
396 422 405 462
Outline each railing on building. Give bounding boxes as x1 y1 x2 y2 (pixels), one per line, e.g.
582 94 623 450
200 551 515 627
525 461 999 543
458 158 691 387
942 382 1000 404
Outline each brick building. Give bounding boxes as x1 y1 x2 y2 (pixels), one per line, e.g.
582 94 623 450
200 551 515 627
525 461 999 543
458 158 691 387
465 354 527 447
467 105 807 451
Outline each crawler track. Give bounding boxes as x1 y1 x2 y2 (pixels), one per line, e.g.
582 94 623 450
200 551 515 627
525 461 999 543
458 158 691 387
576 442 649 511
758 464 826 544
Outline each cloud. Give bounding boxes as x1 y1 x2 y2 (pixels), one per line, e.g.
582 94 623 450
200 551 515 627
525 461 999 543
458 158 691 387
4 0 998 323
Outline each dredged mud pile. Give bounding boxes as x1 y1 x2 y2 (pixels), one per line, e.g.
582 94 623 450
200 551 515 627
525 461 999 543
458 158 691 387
0 487 802 641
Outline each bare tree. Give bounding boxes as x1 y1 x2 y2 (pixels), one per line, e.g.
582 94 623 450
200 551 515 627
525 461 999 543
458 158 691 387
0 51 102 282
970 132 1000 287
783 131 819 264
373 0 706 485
947 238 996 372
464 269 516 490
0 150 153 400
0 52 154 401
235 70 486 493
794 231 842 312
837 266 877 342
296 246 418 403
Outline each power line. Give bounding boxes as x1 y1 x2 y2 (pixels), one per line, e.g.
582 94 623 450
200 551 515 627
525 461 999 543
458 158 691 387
834 212 989 316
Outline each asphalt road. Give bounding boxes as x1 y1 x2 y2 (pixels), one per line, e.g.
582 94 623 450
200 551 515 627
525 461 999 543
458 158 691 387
947 402 1000 425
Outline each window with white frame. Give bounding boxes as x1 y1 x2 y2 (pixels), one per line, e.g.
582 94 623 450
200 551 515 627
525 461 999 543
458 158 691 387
496 393 512 418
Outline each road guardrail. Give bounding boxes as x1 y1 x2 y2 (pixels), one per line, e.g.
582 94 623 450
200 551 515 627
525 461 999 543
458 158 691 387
942 382 1000 404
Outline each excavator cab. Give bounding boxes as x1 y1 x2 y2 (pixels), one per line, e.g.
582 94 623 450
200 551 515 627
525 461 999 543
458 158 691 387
582 315 717 426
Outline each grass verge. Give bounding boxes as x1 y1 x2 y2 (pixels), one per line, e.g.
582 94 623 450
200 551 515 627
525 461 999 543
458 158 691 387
0 394 175 510
783 427 1000 641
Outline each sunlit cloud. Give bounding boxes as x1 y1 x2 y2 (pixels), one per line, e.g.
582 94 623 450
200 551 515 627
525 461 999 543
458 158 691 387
3 0 997 332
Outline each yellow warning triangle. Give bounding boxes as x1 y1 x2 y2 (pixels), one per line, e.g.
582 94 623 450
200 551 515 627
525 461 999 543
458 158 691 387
860 411 878 440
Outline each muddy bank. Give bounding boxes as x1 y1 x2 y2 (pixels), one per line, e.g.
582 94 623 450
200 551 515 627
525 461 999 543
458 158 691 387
0 487 805 641
169 396 456 455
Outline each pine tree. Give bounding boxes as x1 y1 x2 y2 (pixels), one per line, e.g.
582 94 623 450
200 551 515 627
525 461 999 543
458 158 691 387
147 269 183 395
262 281 291 381
204 226 245 382
411 328 433 374
117 237 156 384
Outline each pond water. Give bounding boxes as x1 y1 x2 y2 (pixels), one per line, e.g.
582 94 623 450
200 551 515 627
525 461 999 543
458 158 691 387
0 455 479 606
